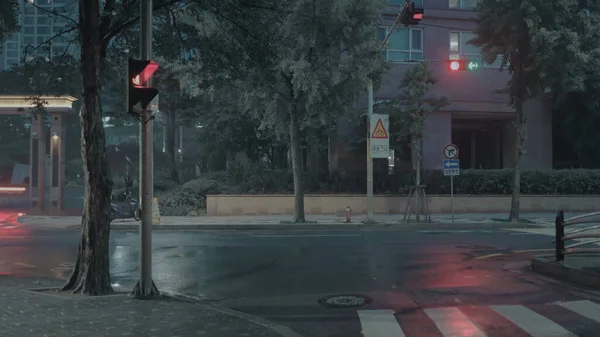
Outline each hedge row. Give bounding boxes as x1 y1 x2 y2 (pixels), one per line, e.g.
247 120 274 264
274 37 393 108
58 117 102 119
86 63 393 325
124 167 600 216
223 166 600 195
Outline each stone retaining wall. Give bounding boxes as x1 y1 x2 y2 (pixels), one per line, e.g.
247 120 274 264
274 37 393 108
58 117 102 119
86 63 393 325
206 194 600 215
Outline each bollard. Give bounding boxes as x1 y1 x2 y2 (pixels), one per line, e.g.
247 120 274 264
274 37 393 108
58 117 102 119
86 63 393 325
555 210 565 262
345 206 352 223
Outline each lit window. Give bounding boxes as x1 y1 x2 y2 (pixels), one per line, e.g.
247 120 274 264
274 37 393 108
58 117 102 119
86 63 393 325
448 0 479 10
449 0 479 10
378 27 424 63
449 31 501 68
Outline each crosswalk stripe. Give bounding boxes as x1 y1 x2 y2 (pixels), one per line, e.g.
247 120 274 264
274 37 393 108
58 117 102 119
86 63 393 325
556 300 600 324
424 307 486 337
357 309 406 337
491 305 576 337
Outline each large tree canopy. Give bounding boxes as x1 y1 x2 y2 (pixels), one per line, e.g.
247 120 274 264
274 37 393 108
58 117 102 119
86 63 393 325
470 0 600 220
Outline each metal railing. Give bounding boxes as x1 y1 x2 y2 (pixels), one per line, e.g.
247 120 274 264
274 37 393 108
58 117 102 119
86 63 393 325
555 210 600 261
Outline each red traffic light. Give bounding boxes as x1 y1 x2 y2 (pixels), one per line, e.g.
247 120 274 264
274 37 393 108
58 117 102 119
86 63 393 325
129 59 158 87
449 61 461 71
413 13 423 20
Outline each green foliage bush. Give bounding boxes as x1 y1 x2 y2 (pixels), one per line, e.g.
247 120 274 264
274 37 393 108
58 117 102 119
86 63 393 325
158 178 223 216
218 166 600 195
136 166 600 215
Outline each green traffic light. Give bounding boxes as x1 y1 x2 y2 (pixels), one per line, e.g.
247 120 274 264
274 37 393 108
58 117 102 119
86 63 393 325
467 61 479 70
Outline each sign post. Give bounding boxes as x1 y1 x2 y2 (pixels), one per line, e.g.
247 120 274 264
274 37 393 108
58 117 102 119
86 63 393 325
370 114 389 158
443 144 460 223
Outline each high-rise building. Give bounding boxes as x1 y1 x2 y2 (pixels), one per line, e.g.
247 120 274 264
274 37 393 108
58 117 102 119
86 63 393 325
0 0 78 70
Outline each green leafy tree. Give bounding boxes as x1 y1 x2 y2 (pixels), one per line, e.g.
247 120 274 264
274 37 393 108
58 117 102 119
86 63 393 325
53 0 301 295
240 0 388 222
470 0 596 221
382 62 448 187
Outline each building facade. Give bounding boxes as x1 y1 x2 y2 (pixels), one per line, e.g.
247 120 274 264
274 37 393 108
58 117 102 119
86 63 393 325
331 0 552 173
0 0 78 70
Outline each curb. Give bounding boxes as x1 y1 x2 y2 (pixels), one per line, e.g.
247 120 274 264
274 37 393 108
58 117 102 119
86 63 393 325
166 292 305 337
49 222 544 231
530 255 600 290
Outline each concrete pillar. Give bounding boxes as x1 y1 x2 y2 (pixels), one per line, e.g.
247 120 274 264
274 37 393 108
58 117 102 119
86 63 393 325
421 112 452 169
49 112 66 215
29 113 46 213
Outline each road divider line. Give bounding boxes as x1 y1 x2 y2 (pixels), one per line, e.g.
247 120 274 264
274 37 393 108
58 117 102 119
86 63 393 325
512 249 554 253
475 253 504 259
358 309 405 337
251 234 361 238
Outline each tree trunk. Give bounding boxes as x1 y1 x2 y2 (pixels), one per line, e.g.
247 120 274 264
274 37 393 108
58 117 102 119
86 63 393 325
508 98 526 222
414 138 421 223
289 102 305 223
61 0 113 295
164 109 179 182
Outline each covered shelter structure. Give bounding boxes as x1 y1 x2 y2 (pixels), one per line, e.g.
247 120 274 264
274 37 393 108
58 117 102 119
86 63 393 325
0 95 77 215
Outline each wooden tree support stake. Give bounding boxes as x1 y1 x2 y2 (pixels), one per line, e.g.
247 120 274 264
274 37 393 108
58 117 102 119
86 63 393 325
403 185 431 223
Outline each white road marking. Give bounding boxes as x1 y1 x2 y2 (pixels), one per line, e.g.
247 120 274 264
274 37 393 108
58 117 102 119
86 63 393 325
251 234 361 238
357 309 405 337
556 300 600 324
491 305 576 337
425 307 486 337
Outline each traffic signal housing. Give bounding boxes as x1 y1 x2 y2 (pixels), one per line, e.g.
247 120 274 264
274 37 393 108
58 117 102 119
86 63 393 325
127 58 159 115
400 2 424 27
448 60 480 71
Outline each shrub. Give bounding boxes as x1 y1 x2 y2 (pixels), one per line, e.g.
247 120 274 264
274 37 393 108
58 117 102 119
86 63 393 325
219 167 600 195
158 178 222 216
152 167 600 215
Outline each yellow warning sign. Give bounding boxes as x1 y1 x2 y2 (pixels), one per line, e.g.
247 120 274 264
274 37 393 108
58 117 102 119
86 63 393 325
371 119 388 139
151 197 161 225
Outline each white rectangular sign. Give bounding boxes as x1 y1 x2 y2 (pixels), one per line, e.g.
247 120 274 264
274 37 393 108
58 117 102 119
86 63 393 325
370 114 389 159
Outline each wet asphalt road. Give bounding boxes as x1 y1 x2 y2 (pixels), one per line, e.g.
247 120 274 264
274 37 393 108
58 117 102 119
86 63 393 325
2 226 600 336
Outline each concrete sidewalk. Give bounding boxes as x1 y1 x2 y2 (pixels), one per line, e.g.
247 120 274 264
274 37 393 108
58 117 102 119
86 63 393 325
14 212 560 230
532 254 600 290
0 276 299 337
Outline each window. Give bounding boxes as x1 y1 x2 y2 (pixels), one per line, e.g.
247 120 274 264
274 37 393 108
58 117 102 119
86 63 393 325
378 27 423 62
24 26 34 35
37 26 51 34
7 42 17 49
24 7 36 15
38 17 50 25
389 0 424 6
24 36 35 45
449 31 501 68
24 17 35 25
449 0 479 10
6 51 18 58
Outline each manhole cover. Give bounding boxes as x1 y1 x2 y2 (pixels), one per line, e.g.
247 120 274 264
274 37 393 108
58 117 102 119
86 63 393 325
318 294 371 308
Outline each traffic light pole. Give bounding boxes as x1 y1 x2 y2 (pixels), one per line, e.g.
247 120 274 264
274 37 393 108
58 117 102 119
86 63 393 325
365 80 374 223
365 3 409 223
133 0 159 298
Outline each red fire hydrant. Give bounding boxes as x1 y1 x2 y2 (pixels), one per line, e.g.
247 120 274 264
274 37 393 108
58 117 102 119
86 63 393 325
345 206 352 223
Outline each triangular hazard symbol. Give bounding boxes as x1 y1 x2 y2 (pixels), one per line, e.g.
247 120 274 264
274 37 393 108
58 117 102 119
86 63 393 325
371 119 388 139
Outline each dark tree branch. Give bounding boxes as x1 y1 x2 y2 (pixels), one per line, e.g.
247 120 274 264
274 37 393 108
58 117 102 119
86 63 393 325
22 26 78 57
